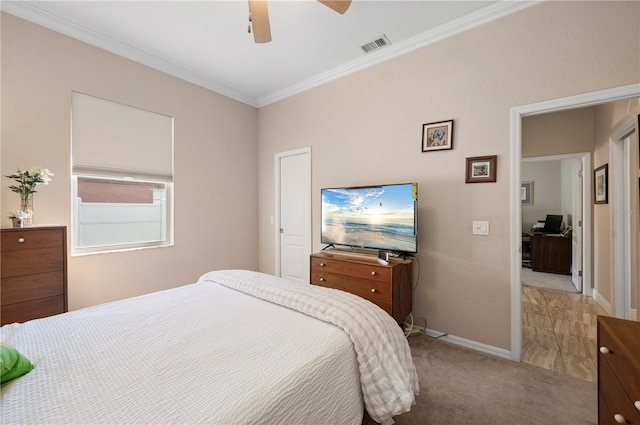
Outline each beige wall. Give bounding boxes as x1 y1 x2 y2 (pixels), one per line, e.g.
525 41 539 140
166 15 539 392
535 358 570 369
521 161 562 233
1 14 259 309
2 1 639 351
257 1 640 350
522 108 595 158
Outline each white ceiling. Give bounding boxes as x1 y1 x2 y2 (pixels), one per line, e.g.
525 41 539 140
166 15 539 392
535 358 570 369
1 1 536 107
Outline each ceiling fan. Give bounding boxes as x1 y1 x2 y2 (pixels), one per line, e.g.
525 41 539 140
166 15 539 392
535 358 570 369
248 0 352 43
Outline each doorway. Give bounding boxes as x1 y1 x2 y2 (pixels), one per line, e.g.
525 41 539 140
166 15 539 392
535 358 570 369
510 83 640 362
274 147 312 284
521 154 590 294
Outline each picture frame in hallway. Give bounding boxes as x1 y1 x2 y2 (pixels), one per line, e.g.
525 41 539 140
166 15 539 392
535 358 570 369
422 120 453 152
521 181 534 205
465 155 497 183
594 164 608 204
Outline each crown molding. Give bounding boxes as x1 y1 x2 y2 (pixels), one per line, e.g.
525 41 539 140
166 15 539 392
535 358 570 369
257 1 539 107
0 0 259 107
2 0 539 109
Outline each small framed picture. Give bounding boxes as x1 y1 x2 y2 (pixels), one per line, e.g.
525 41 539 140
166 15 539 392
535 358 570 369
465 155 497 183
422 120 453 152
594 164 608 204
521 181 534 205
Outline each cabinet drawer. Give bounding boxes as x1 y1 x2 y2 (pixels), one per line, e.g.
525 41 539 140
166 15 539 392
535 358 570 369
1 229 63 252
599 325 639 401
0 295 65 325
1 271 65 305
599 360 640 425
311 270 392 303
598 392 615 425
311 256 390 282
1 248 64 278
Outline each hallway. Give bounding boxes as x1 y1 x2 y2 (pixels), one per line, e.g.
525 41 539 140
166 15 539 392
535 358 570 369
521 269 607 382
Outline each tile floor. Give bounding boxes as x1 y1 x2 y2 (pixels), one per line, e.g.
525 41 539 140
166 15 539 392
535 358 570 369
521 273 607 382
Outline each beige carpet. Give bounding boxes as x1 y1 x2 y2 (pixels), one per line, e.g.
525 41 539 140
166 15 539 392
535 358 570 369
363 334 596 425
521 267 578 293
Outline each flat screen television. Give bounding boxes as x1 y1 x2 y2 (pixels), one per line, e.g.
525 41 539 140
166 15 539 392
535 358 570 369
321 183 418 254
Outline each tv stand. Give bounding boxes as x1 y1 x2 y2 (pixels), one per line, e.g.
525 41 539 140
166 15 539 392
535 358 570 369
310 251 412 323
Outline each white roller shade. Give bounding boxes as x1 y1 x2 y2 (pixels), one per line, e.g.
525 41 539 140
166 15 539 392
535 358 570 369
72 92 173 181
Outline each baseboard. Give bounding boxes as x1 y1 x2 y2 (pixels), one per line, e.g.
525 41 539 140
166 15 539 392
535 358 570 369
592 289 611 315
407 323 512 360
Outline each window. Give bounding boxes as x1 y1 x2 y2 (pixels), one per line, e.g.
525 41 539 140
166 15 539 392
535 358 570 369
71 92 173 255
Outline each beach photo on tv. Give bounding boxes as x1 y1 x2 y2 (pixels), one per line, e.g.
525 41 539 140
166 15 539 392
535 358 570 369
321 184 416 252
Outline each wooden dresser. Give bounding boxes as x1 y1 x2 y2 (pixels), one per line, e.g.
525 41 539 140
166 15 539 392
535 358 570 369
1 226 68 326
310 251 412 323
597 316 640 425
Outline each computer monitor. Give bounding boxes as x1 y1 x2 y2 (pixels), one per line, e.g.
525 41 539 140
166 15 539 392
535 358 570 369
543 214 563 233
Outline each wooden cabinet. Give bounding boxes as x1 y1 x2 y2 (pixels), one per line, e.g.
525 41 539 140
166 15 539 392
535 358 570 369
530 234 571 275
1 226 68 325
310 252 412 322
597 316 640 425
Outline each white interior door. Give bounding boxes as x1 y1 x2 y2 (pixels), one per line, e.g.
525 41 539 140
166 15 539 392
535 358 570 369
609 114 637 320
570 160 583 292
276 148 311 284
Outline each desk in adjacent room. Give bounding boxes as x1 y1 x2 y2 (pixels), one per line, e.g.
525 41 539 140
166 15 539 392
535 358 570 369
530 234 571 275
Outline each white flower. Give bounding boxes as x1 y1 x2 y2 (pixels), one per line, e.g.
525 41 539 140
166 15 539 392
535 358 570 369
7 210 31 219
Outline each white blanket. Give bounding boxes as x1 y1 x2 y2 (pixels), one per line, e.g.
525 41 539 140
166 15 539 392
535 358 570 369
1 271 365 425
199 270 419 425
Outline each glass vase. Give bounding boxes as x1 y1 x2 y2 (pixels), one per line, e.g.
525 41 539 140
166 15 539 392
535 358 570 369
20 193 33 226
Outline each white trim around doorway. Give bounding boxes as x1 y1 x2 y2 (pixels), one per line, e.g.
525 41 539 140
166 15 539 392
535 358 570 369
510 83 640 361
521 152 592 296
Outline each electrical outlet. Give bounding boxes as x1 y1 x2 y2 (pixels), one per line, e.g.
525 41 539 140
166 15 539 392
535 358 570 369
472 221 489 236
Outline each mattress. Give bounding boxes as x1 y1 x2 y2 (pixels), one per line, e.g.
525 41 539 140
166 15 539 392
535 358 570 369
1 270 418 424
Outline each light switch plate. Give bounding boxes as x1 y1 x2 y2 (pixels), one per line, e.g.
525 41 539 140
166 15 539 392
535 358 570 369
472 221 489 236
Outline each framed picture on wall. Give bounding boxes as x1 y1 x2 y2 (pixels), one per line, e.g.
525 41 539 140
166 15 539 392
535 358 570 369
521 181 534 205
465 155 497 183
422 120 453 152
594 164 608 204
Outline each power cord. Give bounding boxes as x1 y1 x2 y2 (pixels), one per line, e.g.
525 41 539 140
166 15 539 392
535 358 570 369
411 255 420 290
403 313 414 338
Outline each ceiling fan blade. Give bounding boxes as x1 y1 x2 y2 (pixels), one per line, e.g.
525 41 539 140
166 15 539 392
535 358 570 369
248 0 272 43
317 0 352 14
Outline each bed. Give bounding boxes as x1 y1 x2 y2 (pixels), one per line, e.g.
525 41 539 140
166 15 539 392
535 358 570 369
1 269 418 425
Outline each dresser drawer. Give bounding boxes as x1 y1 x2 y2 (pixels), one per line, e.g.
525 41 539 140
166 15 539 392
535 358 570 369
0 295 65 325
311 256 391 282
310 252 412 322
1 271 65 305
599 359 640 425
599 322 640 402
598 393 614 425
1 229 63 252
311 270 392 303
1 247 64 279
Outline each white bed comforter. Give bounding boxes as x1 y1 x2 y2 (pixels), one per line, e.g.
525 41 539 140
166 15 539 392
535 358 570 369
199 270 419 425
1 270 418 425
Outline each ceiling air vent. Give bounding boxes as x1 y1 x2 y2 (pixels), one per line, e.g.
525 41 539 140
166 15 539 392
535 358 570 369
360 35 391 54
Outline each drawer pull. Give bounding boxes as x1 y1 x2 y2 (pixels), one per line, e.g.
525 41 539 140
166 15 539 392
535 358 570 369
613 414 627 424
319 263 325 267
371 288 376 293
18 237 25 243
371 271 376 276
599 346 610 354
634 401 640 411
319 277 325 282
